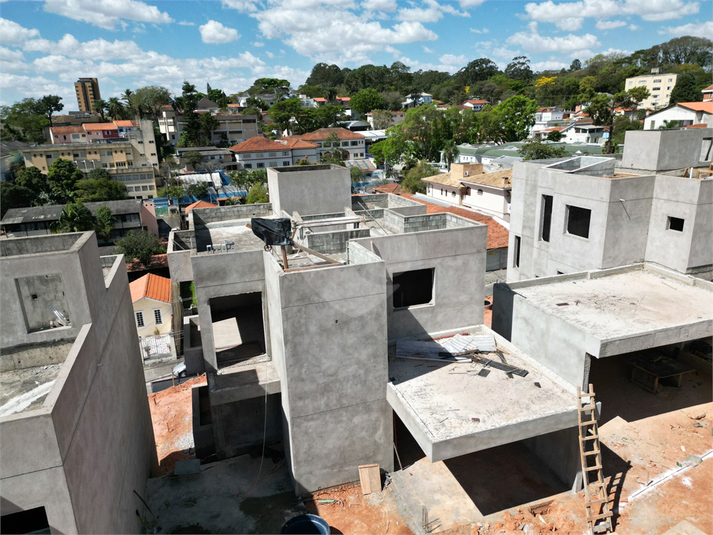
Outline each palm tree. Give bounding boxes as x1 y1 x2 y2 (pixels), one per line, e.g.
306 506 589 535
107 97 125 120
442 139 459 171
51 203 95 233
93 98 108 121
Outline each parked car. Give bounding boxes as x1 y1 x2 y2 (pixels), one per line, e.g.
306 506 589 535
172 362 187 378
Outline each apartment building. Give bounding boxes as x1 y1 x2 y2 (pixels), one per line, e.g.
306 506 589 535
21 120 159 199
506 128 713 282
74 77 101 114
625 72 678 109
293 127 367 159
158 108 260 147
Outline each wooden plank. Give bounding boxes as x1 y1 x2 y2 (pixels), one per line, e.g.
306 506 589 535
358 463 381 495
292 243 341 264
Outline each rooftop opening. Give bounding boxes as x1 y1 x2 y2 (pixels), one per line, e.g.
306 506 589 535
209 292 266 369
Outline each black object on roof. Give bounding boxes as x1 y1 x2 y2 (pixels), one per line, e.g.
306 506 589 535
251 217 292 247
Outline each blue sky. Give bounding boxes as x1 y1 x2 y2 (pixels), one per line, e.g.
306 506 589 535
0 0 710 109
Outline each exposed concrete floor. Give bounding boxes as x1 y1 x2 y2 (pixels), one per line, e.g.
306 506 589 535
514 269 713 344
197 219 265 253
0 363 62 416
145 452 304 534
388 328 577 460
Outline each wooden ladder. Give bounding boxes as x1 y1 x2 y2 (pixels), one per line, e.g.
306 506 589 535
577 383 614 535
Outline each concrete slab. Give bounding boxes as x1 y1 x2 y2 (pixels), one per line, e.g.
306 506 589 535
199 218 266 253
387 326 578 462
0 364 62 416
213 317 241 350
209 358 281 405
512 267 713 357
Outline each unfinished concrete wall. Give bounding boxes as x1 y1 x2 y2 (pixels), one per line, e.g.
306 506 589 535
268 165 350 218
352 221 486 340
167 230 195 283
621 129 713 171
306 228 371 254
264 251 393 495
1 239 157 534
210 394 282 458
191 204 272 226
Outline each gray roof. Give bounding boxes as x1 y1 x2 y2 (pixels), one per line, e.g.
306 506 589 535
2 199 142 225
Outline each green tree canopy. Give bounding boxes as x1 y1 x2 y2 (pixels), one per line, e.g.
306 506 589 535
488 95 539 142
37 95 64 126
350 166 366 184
246 183 269 204
47 159 84 204
74 176 127 202
0 98 50 142
115 230 166 267
401 161 437 194
94 205 116 243
518 139 567 160
546 130 564 142
370 110 393 130
669 71 703 104
350 88 385 116
586 87 649 153
51 202 94 233
15 167 50 203
185 182 209 198
0 181 34 217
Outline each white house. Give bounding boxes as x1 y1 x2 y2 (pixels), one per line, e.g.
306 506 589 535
422 163 512 221
403 93 432 109
644 102 713 130
562 124 608 145
462 99 489 112
229 136 320 169
365 110 405 129
130 273 173 338
703 85 713 102
531 107 566 138
294 127 367 160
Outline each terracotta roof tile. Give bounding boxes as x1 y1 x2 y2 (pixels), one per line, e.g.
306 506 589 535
130 273 171 304
279 136 320 149
83 122 118 131
400 193 509 250
229 136 288 153
677 102 713 114
51 126 85 135
297 127 365 141
185 200 218 214
372 183 402 194
113 120 137 127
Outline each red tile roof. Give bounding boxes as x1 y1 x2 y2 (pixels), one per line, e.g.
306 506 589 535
702 85 713 92
372 183 402 194
113 120 137 127
297 127 365 141
185 200 218 214
313 97 327 102
51 126 85 135
465 100 489 105
229 136 288 153
279 137 320 149
336 96 351 102
400 193 509 250
678 102 713 114
83 122 118 131
130 273 171 304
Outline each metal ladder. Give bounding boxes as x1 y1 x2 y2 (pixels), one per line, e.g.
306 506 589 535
577 383 614 535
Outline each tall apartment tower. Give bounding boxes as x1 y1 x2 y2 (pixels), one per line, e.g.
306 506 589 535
74 77 101 113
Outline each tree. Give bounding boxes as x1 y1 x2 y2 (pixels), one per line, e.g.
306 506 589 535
488 95 538 142
456 58 500 86
546 130 564 142
93 98 108 120
505 56 533 82
350 166 365 185
157 184 185 199
51 202 94 233
570 59 582 71
442 139 459 170
185 182 209 198
0 181 34 217
0 98 50 142
184 151 204 170
131 85 171 122
47 159 84 204
94 206 116 243
14 167 50 203
586 87 649 153
370 110 393 130
518 139 567 160
670 72 702 104
321 132 348 165
74 175 127 202
350 88 385 116
305 63 345 88
246 183 269 204
37 95 64 127
107 97 125 120
401 161 436 194
115 230 166 268
199 113 219 144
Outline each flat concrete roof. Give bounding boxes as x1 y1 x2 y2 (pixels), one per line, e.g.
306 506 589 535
196 219 267 254
0 364 62 417
387 326 578 462
511 266 713 358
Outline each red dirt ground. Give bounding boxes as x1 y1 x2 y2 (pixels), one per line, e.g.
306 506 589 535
148 375 206 475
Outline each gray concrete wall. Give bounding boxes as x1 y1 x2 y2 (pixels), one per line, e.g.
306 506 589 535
523 426 582 491
192 203 272 226
210 394 282 459
268 165 351 218
183 315 205 375
306 228 371 255
689 179 713 274
167 230 195 283
352 223 487 340
621 128 713 171
264 253 393 495
1 237 157 534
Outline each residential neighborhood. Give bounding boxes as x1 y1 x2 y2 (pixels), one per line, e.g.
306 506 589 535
0 2 711 534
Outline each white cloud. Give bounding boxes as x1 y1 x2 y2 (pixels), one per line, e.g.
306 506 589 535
254 4 437 64
178 21 196 26
524 0 699 29
398 6 444 22
531 60 569 71
662 19 713 38
0 18 40 46
43 0 173 30
596 19 627 29
362 0 397 11
23 34 145 61
507 22 599 53
253 41 265 47
396 53 467 73
629 24 639 30
423 45 434 53
470 27 489 34
459 0 486 7
0 46 28 73
199 20 240 44
222 0 260 11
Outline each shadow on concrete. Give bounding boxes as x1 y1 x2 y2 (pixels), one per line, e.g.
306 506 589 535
159 449 195 475
600 443 631 532
590 350 712 426
444 442 571 516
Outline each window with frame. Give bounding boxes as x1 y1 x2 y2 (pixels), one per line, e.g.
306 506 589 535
566 205 591 238
393 268 434 309
154 309 163 324
136 311 145 327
